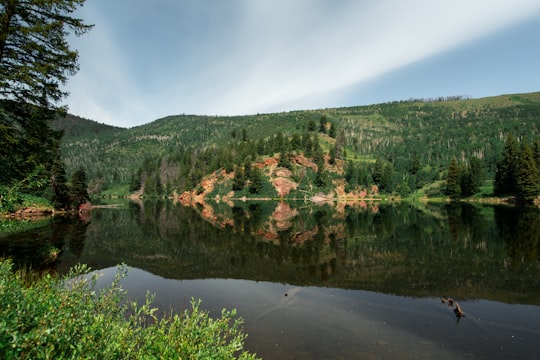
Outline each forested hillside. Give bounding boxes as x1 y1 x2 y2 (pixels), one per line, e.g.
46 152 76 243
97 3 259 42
56 92 540 201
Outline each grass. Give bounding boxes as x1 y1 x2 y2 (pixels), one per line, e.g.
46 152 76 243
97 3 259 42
99 183 131 198
0 260 259 360
410 180 447 201
19 194 52 210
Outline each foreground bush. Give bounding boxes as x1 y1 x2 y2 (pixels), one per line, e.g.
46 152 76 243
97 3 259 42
0 260 259 359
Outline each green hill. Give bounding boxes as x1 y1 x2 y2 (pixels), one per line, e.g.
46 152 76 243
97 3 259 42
51 114 123 138
55 92 540 198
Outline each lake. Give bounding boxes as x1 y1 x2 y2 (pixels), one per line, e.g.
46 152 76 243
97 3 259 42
1 200 540 359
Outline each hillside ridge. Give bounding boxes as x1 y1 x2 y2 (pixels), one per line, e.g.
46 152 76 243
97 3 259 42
55 91 540 202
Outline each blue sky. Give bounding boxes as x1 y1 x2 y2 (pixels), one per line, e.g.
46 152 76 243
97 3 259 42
65 0 540 128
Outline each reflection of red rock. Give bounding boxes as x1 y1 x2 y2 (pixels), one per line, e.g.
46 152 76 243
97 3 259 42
262 202 298 231
272 177 297 197
272 202 298 222
291 228 319 244
78 202 93 222
312 193 334 205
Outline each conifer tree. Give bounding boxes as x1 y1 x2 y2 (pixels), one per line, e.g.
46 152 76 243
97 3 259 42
533 137 540 173
494 134 519 195
50 159 70 209
461 157 484 197
232 165 245 191
248 166 263 194
319 115 327 133
328 122 336 138
0 0 92 196
446 157 461 199
70 168 89 208
515 141 540 202
0 0 92 108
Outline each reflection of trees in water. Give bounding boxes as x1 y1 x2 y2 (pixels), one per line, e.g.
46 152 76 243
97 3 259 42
0 217 90 271
495 206 540 270
14 199 538 302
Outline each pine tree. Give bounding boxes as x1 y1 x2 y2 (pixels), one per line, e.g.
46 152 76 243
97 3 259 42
70 168 89 208
248 166 263 194
461 157 484 197
307 119 316 132
328 122 336 138
0 0 91 198
533 137 540 174
232 165 245 191
50 160 70 209
446 157 461 199
0 0 92 109
515 142 540 202
494 134 519 195
319 115 327 133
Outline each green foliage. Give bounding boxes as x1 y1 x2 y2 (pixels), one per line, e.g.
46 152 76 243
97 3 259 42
445 156 485 199
0 0 92 110
446 157 461 199
0 260 258 360
515 141 540 202
51 114 122 138
494 136 540 202
0 166 48 212
247 166 263 195
50 160 71 209
460 157 484 197
69 168 89 207
494 134 519 196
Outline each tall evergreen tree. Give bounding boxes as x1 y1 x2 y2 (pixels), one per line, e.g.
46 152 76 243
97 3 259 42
446 157 461 199
515 142 540 202
318 115 327 133
533 137 540 174
328 122 336 138
248 166 263 195
0 0 92 198
50 159 70 209
494 134 519 195
232 165 245 191
307 119 316 132
70 168 89 207
461 157 484 197
372 158 384 185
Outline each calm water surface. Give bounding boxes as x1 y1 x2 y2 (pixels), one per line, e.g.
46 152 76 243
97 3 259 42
2 200 540 359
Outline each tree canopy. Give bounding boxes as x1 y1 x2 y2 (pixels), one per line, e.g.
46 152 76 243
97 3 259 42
0 0 92 110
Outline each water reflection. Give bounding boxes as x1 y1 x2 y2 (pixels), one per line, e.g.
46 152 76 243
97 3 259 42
2 200 540 358
90 267 540 360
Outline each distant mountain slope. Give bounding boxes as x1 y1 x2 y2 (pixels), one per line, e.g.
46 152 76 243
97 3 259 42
57 91 540 196
51 114 124 137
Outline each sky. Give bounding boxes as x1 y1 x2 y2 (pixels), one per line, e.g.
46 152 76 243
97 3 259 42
65 0 540 128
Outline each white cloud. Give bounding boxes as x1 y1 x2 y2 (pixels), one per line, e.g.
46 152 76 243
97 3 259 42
65 0 540 126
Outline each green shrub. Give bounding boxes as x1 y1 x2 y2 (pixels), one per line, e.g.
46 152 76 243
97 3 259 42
0 260 259 359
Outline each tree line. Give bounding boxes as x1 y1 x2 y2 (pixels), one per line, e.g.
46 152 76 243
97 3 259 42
446 135 540 203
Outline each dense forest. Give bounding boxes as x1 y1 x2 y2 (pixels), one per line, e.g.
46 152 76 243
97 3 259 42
51 92 540 204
